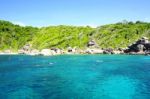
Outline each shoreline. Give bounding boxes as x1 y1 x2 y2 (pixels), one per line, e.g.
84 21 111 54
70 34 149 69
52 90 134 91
0 50 149 56
1 37 150 56
0 53 148 56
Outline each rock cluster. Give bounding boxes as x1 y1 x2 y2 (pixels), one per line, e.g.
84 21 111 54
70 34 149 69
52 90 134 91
18 44 32 54
125 37 150 55
87 40 99 48
87 40 96 47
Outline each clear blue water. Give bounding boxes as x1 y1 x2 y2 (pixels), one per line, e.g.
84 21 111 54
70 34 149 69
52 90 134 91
0 55 150 99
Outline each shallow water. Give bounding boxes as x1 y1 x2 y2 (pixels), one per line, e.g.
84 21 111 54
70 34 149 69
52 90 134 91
0 55 150 99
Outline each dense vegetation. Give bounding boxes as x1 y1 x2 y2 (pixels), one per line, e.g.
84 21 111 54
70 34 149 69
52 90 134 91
0 20 150 51
31 26 93 50
93 21 150 49
0 20 38 51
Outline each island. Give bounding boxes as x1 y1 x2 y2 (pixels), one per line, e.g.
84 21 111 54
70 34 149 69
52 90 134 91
0 20 150 56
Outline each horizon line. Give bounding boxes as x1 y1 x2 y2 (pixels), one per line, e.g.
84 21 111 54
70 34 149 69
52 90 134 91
1 19 149 28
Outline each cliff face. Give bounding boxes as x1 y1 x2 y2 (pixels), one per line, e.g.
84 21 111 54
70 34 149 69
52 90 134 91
0 20 150 51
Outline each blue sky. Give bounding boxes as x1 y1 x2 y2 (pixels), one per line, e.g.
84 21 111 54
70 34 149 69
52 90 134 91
0 0 150 27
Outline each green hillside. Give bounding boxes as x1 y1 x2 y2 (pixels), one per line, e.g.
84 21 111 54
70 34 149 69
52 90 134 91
93 21 150 49
31 26 93 50
0 20 38 51
0 20 150 50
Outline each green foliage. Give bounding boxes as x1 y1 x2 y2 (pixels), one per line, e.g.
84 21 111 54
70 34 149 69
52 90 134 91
93 21 150 49
0 20 38 51
31 26 93 49
0 20 150 50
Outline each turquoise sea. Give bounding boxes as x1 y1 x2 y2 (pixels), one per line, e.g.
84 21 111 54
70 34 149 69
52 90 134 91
0 55 150 99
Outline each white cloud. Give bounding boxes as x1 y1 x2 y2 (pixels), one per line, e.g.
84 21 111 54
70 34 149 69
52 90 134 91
70 24 98 28
143 18 150 22
11 21 99 28
87 24 98 28
36 24 99 28
12 21 26 27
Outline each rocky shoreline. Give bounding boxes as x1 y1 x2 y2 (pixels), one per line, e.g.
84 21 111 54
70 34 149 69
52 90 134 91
0 37 150 56
0 48 148 56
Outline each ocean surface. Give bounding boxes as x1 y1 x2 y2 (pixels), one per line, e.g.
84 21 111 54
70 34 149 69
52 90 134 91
0 55 150 99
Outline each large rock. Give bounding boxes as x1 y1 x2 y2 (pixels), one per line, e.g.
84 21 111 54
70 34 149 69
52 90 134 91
137 44 145 52
67 47 76 53
113 50 122 54
29 49 40 55
40 49 52 56
103 48 114 54
141 37 149 44
87 40 96 47
145 43 150 50
51 48 62 55
85 48 103 54
85 48 93 54
19 44 32 54
22 44 31 51
125 37 150 54
76 49 85 54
